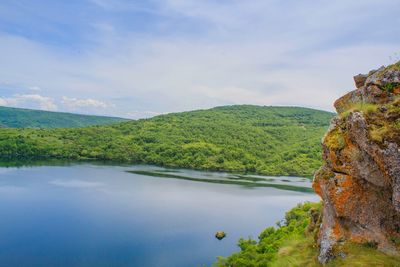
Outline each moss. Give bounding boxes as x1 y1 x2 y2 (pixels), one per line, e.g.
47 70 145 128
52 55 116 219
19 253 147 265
387 98 400 114
324 128 345 151
349 148 362 162
394 120 400 131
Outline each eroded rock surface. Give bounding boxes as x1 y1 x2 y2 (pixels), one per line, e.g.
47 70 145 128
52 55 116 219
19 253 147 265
313 62 400 264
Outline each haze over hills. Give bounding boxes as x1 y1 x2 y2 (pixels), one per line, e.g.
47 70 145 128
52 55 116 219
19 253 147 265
0 105 334 177
0 106 129 128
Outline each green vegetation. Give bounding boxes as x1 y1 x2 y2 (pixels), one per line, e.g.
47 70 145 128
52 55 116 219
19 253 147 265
215 202 321 267
269 237 400 267
336 98 400 145
216 202 400 267
369 125 390 143
339 102 378 119
382 82 399 93
0 106 129 128
0 105 333 177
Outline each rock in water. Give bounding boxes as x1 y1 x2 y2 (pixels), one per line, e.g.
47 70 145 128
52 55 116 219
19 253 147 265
215 231 226 240
313 61 400 264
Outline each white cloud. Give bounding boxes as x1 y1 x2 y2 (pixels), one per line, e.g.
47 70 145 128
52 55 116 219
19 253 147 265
28 86 42 92
126 110 162 119
61 96 110 109
0 94 57 111
0 0 398 117
0 97 6 106
0 92 116 114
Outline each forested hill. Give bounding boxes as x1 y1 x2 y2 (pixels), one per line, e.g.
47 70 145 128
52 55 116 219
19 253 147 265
0 106 129 128
0 105 334 177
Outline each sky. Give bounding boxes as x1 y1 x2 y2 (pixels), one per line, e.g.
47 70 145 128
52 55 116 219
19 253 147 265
0 0 399 119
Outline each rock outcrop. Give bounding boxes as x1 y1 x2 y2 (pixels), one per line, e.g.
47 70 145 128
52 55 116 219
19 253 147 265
313 62 400 264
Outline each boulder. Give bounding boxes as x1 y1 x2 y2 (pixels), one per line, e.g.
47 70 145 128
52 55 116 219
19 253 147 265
215 231 226 240
353 74 367 88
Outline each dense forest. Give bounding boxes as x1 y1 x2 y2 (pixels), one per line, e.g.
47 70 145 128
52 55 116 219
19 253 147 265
0 106 129 128
0 105 334 177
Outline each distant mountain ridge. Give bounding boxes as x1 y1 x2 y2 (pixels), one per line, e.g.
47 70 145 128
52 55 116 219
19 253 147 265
0 105 334 177
0 106 129 128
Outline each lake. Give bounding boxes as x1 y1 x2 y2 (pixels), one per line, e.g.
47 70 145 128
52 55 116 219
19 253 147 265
0 163 319 267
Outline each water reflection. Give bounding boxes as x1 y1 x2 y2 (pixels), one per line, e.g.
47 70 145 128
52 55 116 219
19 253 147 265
0 163 319 267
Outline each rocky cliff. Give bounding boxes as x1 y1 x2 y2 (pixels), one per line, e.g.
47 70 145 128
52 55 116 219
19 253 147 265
313 62 400 264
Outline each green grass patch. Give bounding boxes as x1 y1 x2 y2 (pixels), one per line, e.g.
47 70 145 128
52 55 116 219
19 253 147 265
369 125 390 143
340 103 379 119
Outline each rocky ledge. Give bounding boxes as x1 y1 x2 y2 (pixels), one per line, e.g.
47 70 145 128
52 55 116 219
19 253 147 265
313 61 400 264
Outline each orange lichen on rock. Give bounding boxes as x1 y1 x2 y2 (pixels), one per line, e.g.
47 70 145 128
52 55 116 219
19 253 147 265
313 62 400 264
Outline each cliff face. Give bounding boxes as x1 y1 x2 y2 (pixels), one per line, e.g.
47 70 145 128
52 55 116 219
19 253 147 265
313 62 400 264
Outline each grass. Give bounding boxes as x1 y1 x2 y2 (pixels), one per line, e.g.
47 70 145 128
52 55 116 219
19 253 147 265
380 61 400 74
270 236 319 267
369 124 390 143
270 236 400 267
335 96 399 144
339 102 379 119
328 243 400 267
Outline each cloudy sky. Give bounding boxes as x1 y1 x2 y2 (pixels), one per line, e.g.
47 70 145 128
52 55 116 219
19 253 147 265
0 0 399 118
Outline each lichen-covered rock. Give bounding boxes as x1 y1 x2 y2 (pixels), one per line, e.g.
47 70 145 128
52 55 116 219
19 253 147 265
354 74 368 88
313 62 400 264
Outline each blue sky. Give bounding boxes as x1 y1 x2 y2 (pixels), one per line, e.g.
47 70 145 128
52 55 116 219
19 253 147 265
0 0 399 118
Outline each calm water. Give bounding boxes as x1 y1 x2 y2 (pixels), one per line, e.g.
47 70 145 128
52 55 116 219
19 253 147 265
0 163 319 267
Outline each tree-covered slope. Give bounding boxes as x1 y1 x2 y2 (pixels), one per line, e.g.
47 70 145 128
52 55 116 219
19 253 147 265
0 106 129 128
0 105 334 177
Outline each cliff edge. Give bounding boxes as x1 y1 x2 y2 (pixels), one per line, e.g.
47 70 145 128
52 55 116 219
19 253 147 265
313 62 400 264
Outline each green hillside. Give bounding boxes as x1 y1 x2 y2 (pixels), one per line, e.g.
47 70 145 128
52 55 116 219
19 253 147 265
0 106 129 128
0 105 334 177
216 202 400 267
